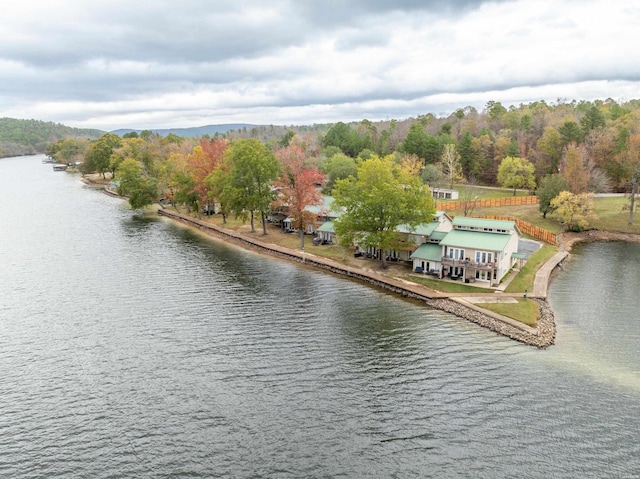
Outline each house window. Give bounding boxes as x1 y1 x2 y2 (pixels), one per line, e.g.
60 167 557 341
475 251 493 263
448 248 465 260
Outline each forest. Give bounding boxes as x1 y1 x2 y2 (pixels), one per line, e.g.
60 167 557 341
43 97 640 236
0 117 103 158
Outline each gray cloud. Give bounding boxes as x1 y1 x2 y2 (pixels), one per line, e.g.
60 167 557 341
1 0 639 130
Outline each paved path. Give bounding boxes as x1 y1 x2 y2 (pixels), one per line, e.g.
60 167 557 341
532 251 568 298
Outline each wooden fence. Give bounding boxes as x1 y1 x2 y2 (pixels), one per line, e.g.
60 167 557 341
435 195 538 211
476 215 557 246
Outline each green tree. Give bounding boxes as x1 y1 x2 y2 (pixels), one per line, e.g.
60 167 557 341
580 105 606 134
558 121 583 146
497 156 536 195
536 126 563 175
225 139 280 234
402 123 429 160
85 133 121 178
116 158 158 210
322 152 357 192
619 133 640 225
332 155 434 268
537 174 569 218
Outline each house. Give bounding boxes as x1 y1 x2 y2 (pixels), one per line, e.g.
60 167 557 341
316 220 336 245
272 194 340 234
431 187 459 200
392 211 453 262
437 217 520 285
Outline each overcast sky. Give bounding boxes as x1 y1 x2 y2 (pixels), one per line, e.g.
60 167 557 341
2 0 639 131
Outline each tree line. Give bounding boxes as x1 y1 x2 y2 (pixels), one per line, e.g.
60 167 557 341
0 117 102 158
46 97 640 240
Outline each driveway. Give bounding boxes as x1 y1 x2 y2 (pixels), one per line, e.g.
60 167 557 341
518 238 542 259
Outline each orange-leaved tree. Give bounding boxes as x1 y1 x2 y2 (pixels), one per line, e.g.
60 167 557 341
187 138 228 213
274 144 325 249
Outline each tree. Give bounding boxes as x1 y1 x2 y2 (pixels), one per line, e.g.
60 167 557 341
421 163 444 186
274 145 325 249
558 121 583 146
85 133 121 178
580 105 606 134
187 139 227 209
537 174 569 218
441 143 463 189
116 158 158 210
618 133 640 225
561 145 589 193
536 126 563 175
322 152 357 192
550 191 596 231
332 155 434 268
224 139 280 234
497 156 536 195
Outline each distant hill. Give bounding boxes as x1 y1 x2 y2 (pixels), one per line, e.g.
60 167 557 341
111 124 258 138
0 118 104 158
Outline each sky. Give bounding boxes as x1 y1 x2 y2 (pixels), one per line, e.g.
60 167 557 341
2 0 640 131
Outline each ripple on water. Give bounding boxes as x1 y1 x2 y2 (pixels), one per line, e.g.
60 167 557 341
0 157 639 478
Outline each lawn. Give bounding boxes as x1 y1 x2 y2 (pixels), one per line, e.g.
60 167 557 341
479 298 540 326
505 244 557 293
408 275 495 293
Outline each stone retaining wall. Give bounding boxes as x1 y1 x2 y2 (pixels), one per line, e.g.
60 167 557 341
158 208 555 348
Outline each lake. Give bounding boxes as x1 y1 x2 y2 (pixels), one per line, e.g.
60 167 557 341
0 155 638 478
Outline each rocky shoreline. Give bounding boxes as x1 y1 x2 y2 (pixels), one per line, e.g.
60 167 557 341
157 208 557 348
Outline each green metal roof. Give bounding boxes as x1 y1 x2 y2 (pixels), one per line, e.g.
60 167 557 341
410 243 443 261
452 217 515 231
316 221 335 233
396 221 438 236
439 229 512 251
306 196 343 217
429 231 448 242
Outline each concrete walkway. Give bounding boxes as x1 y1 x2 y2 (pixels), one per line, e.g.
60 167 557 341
532 251 568 298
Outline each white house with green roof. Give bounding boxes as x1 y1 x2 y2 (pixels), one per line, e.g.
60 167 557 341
392 211 453 262
437 217 520 284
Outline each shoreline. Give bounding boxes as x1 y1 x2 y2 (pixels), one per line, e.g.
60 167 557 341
157 208 557 348
84 176 640 348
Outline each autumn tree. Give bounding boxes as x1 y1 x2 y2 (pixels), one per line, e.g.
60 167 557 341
332 155 434 268
441 143 463 189
187 139 227 210
274 144 325 249
537 174 569 218
550 191 596 231
497 156 536 195
561 144 589 193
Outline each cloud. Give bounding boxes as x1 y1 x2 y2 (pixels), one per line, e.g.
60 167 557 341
1 0 639 130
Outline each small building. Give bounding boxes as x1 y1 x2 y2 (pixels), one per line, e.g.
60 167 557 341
431 188 459 200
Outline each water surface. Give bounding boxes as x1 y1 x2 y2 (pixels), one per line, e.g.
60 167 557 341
0 156 638 478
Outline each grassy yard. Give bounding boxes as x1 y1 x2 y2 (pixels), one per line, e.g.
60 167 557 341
407 275 494 293
505 244 557 293
479 298 540 326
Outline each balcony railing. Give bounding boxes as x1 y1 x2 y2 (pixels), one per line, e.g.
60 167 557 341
441 257 495 271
